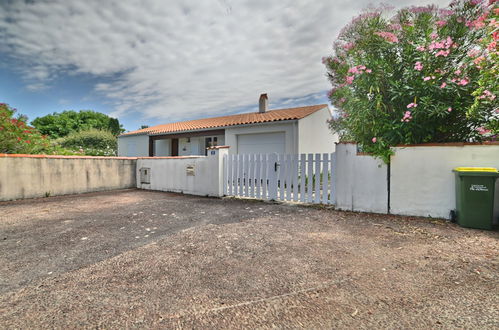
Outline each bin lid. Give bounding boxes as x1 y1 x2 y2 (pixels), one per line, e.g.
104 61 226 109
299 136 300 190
453 167 498 173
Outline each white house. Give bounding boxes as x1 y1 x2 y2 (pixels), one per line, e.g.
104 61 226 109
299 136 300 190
118 94 338 157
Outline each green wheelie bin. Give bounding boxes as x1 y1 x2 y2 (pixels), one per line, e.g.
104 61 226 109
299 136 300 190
452 167 499 230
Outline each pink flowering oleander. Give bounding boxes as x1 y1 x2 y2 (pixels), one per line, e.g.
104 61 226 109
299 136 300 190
448 107 452 112
389 23 402 31
440 82 447 88
401 110 413 122
423 76 432 81
435 50 450 57
416 45 425 51
407 103 418 108
374 31 399 43
457 78 469 86
436 20 447 27
345 76 354 84
372 137 377 143
343 42 355 50
414 61 423 71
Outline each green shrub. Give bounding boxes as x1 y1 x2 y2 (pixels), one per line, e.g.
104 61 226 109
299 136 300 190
58 129 117 156
324 0 498 162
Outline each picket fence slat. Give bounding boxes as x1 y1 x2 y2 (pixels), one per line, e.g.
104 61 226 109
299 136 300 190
307 154 313 203
292 154 299 202
322 153 329 204
300 154 306 203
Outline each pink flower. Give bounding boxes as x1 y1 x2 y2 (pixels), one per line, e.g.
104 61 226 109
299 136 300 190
440 82 447 88
365 69 372 73
407 103 418 108
480 90 496 100
346 76 354 84
401 110 413 122
431 33 438 40
423 76 432 81
389 23 402 31
447 107 452 112
372 137 377 143
374 31 399 43
457 78 469 86
348 66 359 74
343 42 355 51
477 127 491 135
454 69 461 75
416 45 426 51
436 20 447 27
435 50 450 57
414 61 423 71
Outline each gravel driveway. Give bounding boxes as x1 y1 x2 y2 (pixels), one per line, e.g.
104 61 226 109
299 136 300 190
0 189 498 328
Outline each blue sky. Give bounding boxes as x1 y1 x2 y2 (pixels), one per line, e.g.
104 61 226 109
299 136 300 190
0 0 448 132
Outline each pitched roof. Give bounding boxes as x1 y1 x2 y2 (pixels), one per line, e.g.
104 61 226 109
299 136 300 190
121 104 328 136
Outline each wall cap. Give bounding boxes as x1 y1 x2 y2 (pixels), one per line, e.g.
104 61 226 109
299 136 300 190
337 141 499 147
0 153 138 160
206 145 230 150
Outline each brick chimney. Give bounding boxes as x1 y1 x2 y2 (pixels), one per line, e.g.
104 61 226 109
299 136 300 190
259 93 268 113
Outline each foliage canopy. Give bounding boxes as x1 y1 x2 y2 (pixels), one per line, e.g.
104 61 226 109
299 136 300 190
324 0 498 162
32 110 124 138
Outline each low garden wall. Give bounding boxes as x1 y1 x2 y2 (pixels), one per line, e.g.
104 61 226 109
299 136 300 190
0 154 137 201
334 142 499 221
136 147 227 197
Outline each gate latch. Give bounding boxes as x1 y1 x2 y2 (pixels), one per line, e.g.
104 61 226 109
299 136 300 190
274 162 280 172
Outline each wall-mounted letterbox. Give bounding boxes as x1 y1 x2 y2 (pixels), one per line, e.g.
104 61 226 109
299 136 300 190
139 167 151 184
186 164 195 176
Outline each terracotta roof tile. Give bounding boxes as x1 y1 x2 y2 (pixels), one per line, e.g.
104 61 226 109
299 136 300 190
121 104 328 136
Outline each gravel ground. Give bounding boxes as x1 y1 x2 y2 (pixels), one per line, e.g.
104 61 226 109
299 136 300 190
0 189 498 329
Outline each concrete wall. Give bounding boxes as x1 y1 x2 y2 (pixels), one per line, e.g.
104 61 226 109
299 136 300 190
298 107 339 154
225 122 297 155
136 147 228 197
390 144 499 220
0 155 136 201
334 143 388 213
117 134 149 157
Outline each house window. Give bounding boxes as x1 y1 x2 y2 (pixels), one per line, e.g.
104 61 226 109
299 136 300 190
204 136 219 155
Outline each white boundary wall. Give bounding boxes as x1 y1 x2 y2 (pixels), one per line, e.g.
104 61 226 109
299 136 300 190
136 147 227 197
333 143 499 221
391 144 499 220
334 143 388 213
0 156 136 201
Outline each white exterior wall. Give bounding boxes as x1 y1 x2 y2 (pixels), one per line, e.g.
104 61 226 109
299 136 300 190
390 145 499 220
225 122 297 155
118 134 149 157
298 107 339 154
334 143 388 213
136 148 228 197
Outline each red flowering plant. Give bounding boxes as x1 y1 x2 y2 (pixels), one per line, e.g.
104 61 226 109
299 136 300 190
0 103 68 154
324 0 497 162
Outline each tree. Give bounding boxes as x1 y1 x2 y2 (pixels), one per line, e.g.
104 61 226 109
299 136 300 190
31 110 124 138
0 103 57 154
324 0 497 162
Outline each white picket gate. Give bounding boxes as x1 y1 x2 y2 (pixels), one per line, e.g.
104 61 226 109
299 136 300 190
223 153 335 204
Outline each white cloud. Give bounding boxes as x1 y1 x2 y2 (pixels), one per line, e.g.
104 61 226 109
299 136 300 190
0 0 450 121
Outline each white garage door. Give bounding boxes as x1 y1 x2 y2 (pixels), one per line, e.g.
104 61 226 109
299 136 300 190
237 132 285 154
